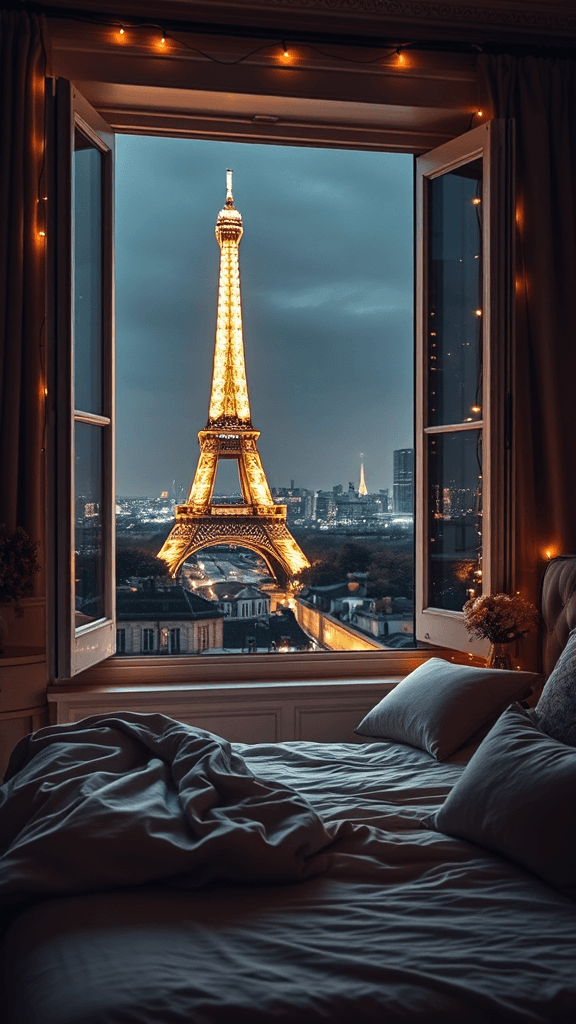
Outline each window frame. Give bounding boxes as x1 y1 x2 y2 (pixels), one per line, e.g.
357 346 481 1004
50 80 116 680
415 120 514 654
49 78 512 685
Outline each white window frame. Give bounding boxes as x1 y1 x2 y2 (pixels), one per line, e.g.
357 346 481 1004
48 79 512 684
50 80 116 680
415 120 513 654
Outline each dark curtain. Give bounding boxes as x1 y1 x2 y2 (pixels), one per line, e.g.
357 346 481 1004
0 10 46 548
478 55 576 604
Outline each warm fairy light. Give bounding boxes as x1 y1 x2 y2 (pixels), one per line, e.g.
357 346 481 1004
471 405 481 413
396 50 406 66
37 197 47 239
474 309 482 317
282 40 289 56
472 197 481 205
119 27 124 34
544 548 555 560
477 110 483 118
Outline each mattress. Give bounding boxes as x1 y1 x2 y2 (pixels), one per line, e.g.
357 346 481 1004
2 736 576 1024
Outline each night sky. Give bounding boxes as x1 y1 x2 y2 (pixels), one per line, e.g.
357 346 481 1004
115 137 414 498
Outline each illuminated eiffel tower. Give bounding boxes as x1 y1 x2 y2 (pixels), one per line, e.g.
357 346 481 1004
158 171 310 583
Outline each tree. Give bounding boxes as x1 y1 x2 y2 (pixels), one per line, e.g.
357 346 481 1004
116 544 171 585
365 550 414 600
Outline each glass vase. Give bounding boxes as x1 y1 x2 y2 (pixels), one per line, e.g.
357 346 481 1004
487 642 513 670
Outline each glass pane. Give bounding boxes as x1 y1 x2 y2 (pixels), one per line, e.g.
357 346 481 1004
427 158 482 427
74 128 103 415
75 421 104 625
428 429 482 611
114 139 416 655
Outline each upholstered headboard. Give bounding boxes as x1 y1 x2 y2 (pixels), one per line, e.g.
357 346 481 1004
541 556 576 676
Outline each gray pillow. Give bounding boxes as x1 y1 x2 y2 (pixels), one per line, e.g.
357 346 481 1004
355 658 540 760
424 703 576 900
536 627 576 745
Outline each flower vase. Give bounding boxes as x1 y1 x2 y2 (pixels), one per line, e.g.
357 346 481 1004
487 642 513 670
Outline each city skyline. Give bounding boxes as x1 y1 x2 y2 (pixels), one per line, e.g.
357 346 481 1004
115 138 414 497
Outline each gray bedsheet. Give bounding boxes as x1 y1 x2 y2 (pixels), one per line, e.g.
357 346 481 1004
0 714 347 903
2 732 576 1023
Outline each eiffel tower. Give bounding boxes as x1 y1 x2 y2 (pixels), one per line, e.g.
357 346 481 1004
158 171 310 584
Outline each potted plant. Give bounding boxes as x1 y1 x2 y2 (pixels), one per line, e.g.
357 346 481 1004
0 525 41 655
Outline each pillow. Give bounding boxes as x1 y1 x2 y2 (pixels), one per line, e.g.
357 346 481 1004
354 657 540 760
424 702 576 900
536 627 576 745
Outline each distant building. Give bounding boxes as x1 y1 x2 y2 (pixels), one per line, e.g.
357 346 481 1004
351 597 414 644
302 579 368 614
393 448 414 514
315 490 337 522
198 581 271 619
115 583 223 655
221 608 311 652
271 484 315 524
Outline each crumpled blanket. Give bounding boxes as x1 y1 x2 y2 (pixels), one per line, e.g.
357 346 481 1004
0 713 350 905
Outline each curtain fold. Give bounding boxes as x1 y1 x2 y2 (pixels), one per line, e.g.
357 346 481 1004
478 55 576 604
0 10 46 548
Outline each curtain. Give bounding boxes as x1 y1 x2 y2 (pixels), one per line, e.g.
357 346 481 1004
0 10 46 549
478 55 576 605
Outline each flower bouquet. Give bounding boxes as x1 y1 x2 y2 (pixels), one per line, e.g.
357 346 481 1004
463 592 539 669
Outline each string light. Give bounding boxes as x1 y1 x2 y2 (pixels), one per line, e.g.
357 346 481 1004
472 197 481 205
474 309 482 317
36 197 47 239
101 15 422 69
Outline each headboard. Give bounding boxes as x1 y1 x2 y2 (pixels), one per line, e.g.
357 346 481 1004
541 555 576 676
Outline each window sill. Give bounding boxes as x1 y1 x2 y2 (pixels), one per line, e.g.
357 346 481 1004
61 646 462 686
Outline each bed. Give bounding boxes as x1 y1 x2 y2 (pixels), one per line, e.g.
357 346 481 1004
1 555 576 1024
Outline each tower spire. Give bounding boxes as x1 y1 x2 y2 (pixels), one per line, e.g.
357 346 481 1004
157 172 310 583
226 168 234 205
208 170 250 425
358 454 368 496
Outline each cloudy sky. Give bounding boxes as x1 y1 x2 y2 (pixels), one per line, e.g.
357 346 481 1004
115 137 414 498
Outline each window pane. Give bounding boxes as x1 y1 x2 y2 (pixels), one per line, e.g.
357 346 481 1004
74 129 103 415
75 421 104 624
427 158 482 427
428 429 482 611
115 139 415 655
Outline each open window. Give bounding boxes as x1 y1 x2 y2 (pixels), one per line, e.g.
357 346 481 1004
49 81 512 678
415 120 513 654
50 82 115 678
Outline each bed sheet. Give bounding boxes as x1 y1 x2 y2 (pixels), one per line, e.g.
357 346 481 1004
2 739 576 1024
